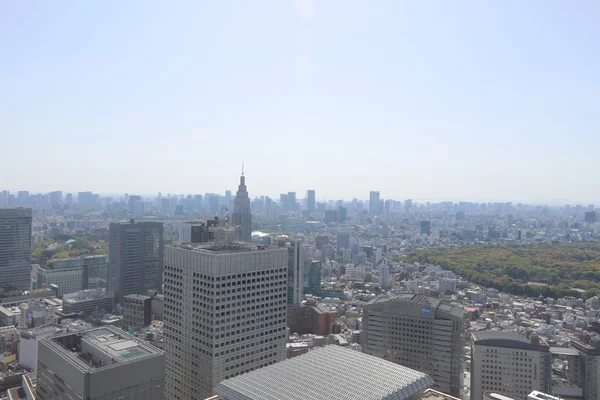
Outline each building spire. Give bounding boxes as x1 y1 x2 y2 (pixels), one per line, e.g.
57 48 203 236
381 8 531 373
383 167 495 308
241 163 244 176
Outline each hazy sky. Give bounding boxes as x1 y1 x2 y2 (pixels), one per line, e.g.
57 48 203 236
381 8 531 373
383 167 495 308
2 1 599 204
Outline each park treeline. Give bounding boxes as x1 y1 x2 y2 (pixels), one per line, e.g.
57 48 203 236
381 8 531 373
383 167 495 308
407 243 600 299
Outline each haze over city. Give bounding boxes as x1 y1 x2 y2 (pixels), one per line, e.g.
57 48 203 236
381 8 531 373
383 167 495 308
2 1 599 204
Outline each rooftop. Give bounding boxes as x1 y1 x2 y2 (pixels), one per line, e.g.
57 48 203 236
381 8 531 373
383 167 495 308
44 326 162 371
215 345 433 400
472 331 549 351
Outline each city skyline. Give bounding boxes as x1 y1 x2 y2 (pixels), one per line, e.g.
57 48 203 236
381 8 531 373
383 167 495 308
2 1 600 203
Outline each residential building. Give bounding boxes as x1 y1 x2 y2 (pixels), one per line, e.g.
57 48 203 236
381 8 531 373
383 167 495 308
471 331 552 400
36 326 164 400
62 288 115 315
122 294 152 333
369 191 380 215
0 208 32 292
362 294 465 397
306 190 315 212
232 171 253 242
214 345 434 400
108 220 164 304
163 240 288 399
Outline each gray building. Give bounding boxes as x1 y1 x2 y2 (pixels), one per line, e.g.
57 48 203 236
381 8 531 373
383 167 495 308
0 208 32 292
362 294 465 397
215 345 434 400
36 326 164 400
278 239 305 307
471 331 552 400
369 191 380 215
306 190 316 212
108 220 164 304
163 239 287 399
37 255 108 295
232 172 253 242
336 231 350 249
62 288 115 315
123 294 152 333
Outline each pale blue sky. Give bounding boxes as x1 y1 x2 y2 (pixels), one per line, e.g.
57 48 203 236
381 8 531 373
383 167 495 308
1 1 599 204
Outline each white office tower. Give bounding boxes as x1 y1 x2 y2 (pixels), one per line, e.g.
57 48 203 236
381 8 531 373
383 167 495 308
471 331 552 400
36 326 164 399
163 240 288 399
215 345 434 400
378 262 390 289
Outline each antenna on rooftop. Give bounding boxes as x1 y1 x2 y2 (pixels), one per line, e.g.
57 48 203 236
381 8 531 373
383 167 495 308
242 163 244 176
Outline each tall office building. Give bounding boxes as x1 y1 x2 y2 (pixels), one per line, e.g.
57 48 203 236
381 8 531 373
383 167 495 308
279 193 289 212
232 171 253 242
421 220 432 236
0 208 32 292
362 294 465 397
369 191 380 215
307 260 322 289
287 192 297 211
36 326 164 400
163 240 288 399
108 220 164 304
306 190 316 212
336 232 350 250
571 336 600 400
378 263 390 289
471 331 552 400
279 239 306 306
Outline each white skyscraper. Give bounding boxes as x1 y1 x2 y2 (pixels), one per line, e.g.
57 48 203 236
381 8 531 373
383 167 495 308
163 239 288 399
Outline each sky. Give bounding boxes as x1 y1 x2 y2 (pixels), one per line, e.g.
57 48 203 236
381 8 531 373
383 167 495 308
1 1 599 205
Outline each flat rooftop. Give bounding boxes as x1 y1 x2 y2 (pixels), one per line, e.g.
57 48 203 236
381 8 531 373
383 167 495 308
174 241 280 254
48 326 162 370
215 345 433 400
472 331 549 351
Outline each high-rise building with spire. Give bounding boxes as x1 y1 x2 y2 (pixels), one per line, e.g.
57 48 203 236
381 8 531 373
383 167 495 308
232 166 253 241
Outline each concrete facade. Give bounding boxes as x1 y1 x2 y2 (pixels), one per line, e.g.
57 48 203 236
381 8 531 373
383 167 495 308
362 294 465 397
163 243 287 400
0 208 32 292
471 331 552 400
123 294 152 333
36 326 164 400
108 221 164 304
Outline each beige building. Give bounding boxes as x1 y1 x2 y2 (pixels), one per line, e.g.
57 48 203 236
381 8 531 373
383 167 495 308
471 331 552 400
164 239 288 400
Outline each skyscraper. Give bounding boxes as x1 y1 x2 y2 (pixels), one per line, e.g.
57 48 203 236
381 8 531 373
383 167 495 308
421 220 431 236
362 294 465 397
232 170 253 242
369 191 380 215
0 208 32 291
163 240 288 399
287 192 297 211
36 326 164 400
280 239 306 306
307 190 316 212
108 220 164 304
